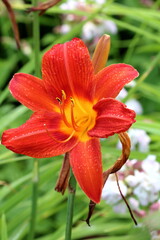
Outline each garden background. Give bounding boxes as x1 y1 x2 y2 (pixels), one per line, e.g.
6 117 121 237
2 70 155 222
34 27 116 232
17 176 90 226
0 0 160 239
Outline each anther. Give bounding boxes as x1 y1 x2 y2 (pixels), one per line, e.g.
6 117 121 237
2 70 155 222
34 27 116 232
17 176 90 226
56 91 72 128
70 97 74 105
62 90 66 100
56 97 62 104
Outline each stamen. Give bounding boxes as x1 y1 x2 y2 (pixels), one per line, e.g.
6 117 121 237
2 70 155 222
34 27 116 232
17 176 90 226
62 90 66 100
44 124 75 143
61 107 71 128
56 97 62 103
70 97 80 131
56 91 72 128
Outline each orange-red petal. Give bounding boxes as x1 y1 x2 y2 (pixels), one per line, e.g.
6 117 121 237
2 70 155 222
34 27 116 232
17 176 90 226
88 98 136 138
9 73 55 112
94 63 139 99
1 112 77 158
42 38 94 102
69 138 103 203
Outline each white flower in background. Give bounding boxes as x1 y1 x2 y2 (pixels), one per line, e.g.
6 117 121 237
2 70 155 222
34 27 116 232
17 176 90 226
117 88 128 99
21 41 32 56
117 129 150 152
133 184 158 206
82 20 117 41
142 155 159 173
125 155 160 206
82 22 98 40
125 171 140 187
126 99 143 115
66 14 75 21
102 175 127 204
118 94 143 114
117 84 143 115
113 201 127 214
102 155 160 216
95 0 106 4
142 155 160 193
58 24 71 34
129 129 150 152
60 0 106 10
60 0 78 10
112 197 146 215
59 0 117 42
117 81 136 100
126 80 136 88
128 197 146 217
128 197 139 211
102 20 118 35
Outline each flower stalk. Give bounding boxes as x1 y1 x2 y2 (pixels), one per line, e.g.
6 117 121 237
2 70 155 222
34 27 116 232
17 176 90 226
65 168 77 240
28 159 39 240
32 0 41 78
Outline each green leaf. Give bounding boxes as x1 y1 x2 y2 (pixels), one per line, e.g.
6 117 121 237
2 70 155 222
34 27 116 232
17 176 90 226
1 214 8 240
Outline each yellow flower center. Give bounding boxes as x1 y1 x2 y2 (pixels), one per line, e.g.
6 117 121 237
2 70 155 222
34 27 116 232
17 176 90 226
57 90 97 142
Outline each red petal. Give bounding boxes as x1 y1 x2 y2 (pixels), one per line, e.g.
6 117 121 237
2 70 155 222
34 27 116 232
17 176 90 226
69 138 103 203
94 64 139 99
1 112 77 158
42 38 94 102
88 98 136 138
9 73 55 112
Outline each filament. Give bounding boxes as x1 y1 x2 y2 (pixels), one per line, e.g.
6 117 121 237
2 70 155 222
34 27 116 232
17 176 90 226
44 124 75 143
56 90 88 132
62 90 66 100
70 97 81 131
56 91 71 128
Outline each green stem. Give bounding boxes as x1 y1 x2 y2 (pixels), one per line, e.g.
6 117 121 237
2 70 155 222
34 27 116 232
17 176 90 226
28 0 40 239
28 159 39 240
65 169 77 240
32 0 41 78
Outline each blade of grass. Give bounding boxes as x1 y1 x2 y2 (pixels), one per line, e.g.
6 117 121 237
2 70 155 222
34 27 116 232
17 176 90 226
0 105 28 130
1 214 8 240
108 17 160 44
123 52 160 102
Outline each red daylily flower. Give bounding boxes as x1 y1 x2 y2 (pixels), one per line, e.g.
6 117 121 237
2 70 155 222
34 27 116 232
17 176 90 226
1 37 139 203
